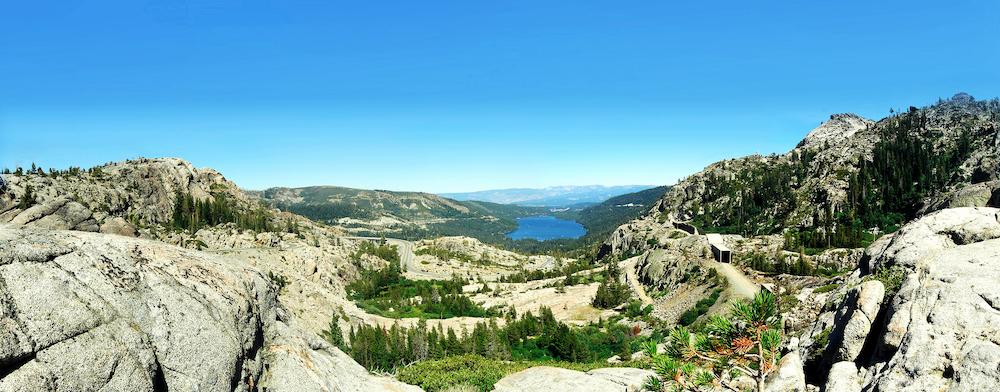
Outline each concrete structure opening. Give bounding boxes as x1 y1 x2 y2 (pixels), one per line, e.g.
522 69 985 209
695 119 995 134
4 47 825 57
706 233 731 263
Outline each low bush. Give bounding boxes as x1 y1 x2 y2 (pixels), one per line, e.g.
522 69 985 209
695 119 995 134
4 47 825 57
865 265 907 296
678 289 722 326
396 355 635 392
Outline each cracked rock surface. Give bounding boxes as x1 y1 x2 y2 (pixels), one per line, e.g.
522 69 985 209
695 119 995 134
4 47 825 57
802 207 1000 391
0 225 421 392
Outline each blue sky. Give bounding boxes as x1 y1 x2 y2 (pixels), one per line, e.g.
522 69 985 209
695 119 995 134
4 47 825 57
2 1 998 192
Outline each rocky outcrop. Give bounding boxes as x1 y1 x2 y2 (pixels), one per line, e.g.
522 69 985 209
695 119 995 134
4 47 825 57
0 158 258 229
802 207 1000 391
599 217 689 260
98 216 137 237
861 207 1000 391
635 243 707 291
825 280 884 364
492 366 655 392
6 197 98 232
824 361 862 392
763 352 806 392
920 180 1000 214
0 225 420 391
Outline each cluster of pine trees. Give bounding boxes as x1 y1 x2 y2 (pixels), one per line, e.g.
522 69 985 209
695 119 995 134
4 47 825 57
2 163 105 178
591 260 630 309
348 260 495 319
499 258 595 283
349 239 400 265
741 250 818 276
343 306 637 372
689 154 805 237
847 108 974 233
170 190 274 233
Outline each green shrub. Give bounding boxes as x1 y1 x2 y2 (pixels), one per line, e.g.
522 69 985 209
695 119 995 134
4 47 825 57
814 327 832 349
267 271 290 293
396 355 631 392
865 265 907 296
813 283 839 294
397 355 525 391
677 289 722 326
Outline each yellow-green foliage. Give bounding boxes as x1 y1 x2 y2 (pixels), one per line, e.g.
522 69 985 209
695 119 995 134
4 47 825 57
864 265 907 295
397 355 640 392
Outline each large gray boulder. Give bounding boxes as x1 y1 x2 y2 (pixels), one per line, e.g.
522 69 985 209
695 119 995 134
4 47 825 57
825 280 884 364
824 361 861 392
862 208 1000 391
6 197 98 232
98 216 137 237
764 352 806 392
0 225 420 392
492 366 654 392
803 208 1000 391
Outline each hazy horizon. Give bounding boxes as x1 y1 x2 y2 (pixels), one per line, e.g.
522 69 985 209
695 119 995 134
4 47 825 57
2 1 998 192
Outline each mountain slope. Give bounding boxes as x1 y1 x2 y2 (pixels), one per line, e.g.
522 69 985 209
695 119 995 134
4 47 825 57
257 185 547 244
442 185 656 207
602 93 1000 259
561 185 670 241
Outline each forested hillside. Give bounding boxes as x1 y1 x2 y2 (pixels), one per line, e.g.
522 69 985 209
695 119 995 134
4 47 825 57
654 94 998 249
559 186 669 241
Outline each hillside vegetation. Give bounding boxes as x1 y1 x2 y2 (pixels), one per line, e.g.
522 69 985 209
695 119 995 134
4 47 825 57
603 93 1000 259
257 185 546 243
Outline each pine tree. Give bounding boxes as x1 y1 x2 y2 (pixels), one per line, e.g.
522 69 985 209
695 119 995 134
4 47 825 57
17 184 36 209
646 290 783 392
323 315 345 350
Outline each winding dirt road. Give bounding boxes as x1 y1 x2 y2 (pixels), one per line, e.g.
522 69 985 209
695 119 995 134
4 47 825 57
707 261 758 300
624 256 654 305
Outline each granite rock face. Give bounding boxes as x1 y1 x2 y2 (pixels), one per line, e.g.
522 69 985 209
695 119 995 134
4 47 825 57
0 158 256 229
0 225 420 392
861 208 1000 391
826 280 884 364
763 351 806 392
801 208 1000 391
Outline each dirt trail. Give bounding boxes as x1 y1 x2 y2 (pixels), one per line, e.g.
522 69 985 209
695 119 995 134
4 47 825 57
623 256 654 305
708 261 758 299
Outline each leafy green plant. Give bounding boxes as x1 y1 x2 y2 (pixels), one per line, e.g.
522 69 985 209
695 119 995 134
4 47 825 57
267 271 290 293
865 265 907 296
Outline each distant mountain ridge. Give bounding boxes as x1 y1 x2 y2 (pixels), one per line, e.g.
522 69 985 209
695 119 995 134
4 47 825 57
441 185 657 207
256 185 546 244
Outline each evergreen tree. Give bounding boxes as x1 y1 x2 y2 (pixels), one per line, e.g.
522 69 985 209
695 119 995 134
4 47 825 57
17 184 36 209
323 315 345 350
592 260 630 308
646 290 783 392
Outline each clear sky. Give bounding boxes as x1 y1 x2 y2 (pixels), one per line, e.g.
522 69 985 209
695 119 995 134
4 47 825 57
2 1 998 192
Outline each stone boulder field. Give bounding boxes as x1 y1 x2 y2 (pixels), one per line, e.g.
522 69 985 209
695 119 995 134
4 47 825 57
0 225 418 392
